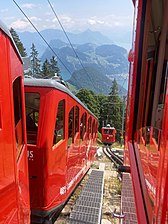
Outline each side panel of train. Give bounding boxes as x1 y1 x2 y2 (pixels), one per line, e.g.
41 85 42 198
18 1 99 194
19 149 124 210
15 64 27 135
0 26 30 223
101 127 116 145
25 81 98 222
125 0 168 223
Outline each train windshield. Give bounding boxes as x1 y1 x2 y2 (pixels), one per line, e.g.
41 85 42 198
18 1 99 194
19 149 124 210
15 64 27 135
104 129 113 135
25 92 40 144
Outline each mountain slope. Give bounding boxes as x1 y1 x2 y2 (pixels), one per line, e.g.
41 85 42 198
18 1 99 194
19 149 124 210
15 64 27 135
67 67 127 96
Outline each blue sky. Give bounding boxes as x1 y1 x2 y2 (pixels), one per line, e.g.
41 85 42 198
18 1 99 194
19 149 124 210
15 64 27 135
1 0 134 48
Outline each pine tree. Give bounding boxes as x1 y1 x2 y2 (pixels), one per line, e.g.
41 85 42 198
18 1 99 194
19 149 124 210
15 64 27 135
30 43 41 77
10 28 27 57
50 56 60 78
41 59 51 78
108 79 122 139
97 94 109 130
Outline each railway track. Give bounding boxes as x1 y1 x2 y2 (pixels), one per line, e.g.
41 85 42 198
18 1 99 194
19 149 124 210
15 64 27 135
103 146 131 177
103 146 124 167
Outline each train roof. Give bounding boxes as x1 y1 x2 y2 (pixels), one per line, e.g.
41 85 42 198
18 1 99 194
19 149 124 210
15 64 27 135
0 20 22 62
24 78 97 119
102 126 115 129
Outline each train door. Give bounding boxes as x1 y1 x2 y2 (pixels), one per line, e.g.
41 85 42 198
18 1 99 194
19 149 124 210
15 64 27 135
0 26 30 223
13 77 30 223
0 37 19 223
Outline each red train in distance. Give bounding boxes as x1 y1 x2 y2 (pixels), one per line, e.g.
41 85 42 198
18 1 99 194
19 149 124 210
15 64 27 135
24 78 98 223
101 125 116 146
0 22 30 223
125 0 168 223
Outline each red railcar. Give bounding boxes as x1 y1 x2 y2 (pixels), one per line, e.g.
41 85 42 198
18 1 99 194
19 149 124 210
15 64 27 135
101 126 116 145
125 0 168 223
24 78 98 223
0 22 30 223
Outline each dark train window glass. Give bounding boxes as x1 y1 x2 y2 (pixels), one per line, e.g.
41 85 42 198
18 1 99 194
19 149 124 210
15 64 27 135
109 130 113 135
25 92 40 144
104 129 108 134
104 129 113 135
13 77 24 155
92 120 95 135
88 117 92 133
87 117 92 139
53 100 65 145
75 106 79 134
80 112 87 140
13 77 22 126
96 122 98 133
68 107 74 147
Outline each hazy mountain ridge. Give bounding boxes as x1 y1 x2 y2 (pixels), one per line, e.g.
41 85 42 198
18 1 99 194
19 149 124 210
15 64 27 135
18 28 113 56
41 41 128 81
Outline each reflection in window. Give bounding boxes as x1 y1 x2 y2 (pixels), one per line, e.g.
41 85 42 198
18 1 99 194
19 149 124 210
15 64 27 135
13 77 24 155
75 106 79 134
88 117 92 138
68 107 74 147
80 112 87 140
25 92 40 144
53 100 65 145
92 120 95 136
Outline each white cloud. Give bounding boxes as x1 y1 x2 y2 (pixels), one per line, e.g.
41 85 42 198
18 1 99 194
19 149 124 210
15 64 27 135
21 3 36 9
97 20 105 25
87 15 132 28
88 18 105 25
88 19 97 25
30 16 41 22
10 19 30 30
52 15 73 24
51 15 75 30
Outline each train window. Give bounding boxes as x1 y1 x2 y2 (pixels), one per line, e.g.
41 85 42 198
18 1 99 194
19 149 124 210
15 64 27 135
75 106 79 134
53 100 65 145
13 77 24 157
104 129 113 135
68 107 74 147
80 112 87 140
96 122 98 133
92 120 95 137
25 92 40 144
88 117 92 138
13 77 22 126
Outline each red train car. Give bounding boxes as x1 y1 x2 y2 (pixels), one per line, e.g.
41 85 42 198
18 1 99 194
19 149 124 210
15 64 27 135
24 78 98 223
0 22 30 223
125 0 168 223
101 125 116 145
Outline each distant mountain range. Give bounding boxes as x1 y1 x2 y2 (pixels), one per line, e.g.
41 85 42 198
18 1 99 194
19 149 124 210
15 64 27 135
18 28 128 95
41 40 128 83
18 28 113 56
